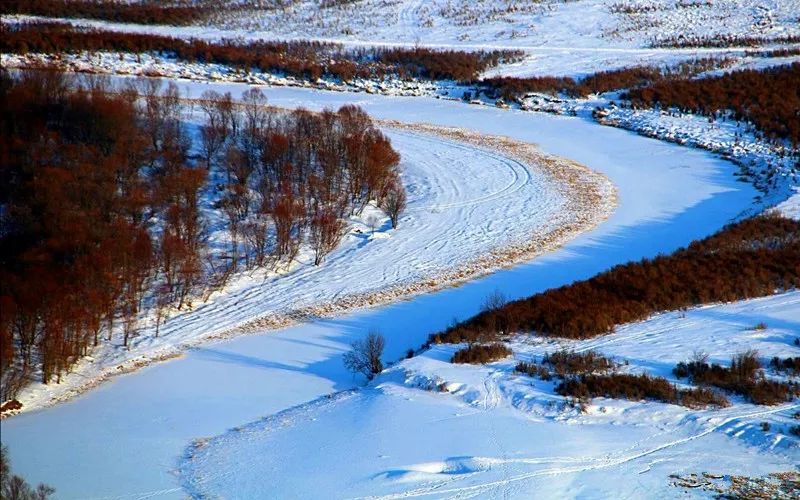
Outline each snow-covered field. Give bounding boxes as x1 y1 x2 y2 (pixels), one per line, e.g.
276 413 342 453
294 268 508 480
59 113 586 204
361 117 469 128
180 292 800 499
207 0 800 50
0 84 765 499
8 0 800 76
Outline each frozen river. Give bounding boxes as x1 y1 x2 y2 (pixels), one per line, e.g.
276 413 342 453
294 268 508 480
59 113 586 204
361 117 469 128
0 84 759 499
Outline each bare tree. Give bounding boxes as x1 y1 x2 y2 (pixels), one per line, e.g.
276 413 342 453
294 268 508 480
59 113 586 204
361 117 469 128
343 331 385 380
481 289 507 313
310 208 347 265
381 179 406 229
199 90 228 167
1 445 55 500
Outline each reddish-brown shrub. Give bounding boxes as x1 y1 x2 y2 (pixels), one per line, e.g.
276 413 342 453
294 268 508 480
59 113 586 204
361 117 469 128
451 343 512 364
0 399 22 413
2 0 213 25
542 350 615 377
430 215 800 345
515 361 552 381
1 22 517 82
627 63 800 144
556 373 729 408
479 59 721 99
674 351 798 405
771 356 800 376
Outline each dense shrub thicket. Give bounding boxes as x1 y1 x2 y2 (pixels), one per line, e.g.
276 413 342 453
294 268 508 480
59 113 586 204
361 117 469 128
2 0 215 25
480 59 720 99
771 356 800 376
0 69 402 401
542 350 615 377
556 373 730 408
515 361 552 381
1 22 518 82
430 215 800 344
514 351 614 380
451 343 512 364
627 63 800 145
674 352 798 405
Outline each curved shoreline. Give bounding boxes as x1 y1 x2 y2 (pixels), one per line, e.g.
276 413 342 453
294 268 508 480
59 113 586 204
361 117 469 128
220 122 617 336
2 122 616 418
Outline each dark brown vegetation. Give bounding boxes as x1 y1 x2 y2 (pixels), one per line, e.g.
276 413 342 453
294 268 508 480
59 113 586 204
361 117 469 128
0 69 402 401
514 350 614 381
652 34 800 49
770 356 800 376
429 215 800 345
515 361 552 381
2 0 214 26
674 351 798 405
515 351 728 409
627 63 800 145
451 343 512 364
480 59 721 99
556 373 730 408
1 22 519 82
542 350 615 377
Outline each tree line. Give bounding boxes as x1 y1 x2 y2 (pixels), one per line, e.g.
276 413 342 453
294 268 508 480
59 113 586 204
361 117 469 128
479 58 722 100
2 0 215 26
0 69 403 402
2 22 520 82
626 62 800 145
429 214 800 344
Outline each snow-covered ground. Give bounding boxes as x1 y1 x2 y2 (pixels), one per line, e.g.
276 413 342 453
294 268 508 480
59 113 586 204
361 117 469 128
7 0 800 75
0 84 763 499
207 0 800 50
180 292 800 499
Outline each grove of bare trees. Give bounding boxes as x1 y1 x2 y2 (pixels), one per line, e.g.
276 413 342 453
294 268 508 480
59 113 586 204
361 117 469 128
0 69 404 402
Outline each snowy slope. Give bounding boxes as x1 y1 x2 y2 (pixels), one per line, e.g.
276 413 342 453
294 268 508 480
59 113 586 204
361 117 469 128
180 292 800 499
0 85 761 500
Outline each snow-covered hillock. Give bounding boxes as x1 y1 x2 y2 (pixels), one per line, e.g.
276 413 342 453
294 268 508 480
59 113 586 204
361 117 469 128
180 291 800 498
